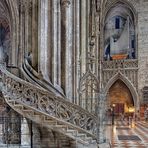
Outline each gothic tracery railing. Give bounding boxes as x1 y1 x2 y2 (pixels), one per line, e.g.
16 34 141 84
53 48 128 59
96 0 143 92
0 65 97 137
102 59 138 89
102 59 138 70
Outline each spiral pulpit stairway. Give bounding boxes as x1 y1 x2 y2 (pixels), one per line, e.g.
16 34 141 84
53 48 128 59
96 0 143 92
0 64 98 147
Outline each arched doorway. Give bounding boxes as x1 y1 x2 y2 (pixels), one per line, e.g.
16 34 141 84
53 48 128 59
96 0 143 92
107 79 135 118
104 72 139 125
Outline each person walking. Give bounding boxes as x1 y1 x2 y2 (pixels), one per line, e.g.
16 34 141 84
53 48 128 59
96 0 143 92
144 108 148 122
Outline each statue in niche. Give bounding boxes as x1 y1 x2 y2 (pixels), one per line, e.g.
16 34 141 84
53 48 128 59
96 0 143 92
104 5 136 61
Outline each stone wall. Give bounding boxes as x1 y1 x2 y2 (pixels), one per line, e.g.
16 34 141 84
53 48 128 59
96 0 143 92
137 0 148 100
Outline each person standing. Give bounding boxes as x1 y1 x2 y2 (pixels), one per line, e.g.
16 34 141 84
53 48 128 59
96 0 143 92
144 108 148 122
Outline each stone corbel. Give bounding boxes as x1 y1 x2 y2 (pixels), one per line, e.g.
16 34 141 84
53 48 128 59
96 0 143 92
61 0 71 8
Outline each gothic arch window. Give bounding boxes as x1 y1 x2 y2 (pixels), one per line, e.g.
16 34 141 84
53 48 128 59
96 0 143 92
104 3 136 60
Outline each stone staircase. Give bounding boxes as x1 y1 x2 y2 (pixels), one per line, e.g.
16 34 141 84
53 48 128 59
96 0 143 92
0 65 98 147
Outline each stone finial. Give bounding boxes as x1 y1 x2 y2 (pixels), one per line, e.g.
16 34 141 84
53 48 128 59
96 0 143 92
61 0 71 8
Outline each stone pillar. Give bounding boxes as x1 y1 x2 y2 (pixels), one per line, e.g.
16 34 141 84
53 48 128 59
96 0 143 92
31 0 38 70
19 1 26 66
21 118 31 147
73 0 80 104
57 2 61 87
61 0 73 100
38 0 49 81
51 0 61 87
32 123 41 148
24 0 29 57
37 0 41 73
24 0 33 67
80 0 89 76
8 0 19 66
97 91 107 144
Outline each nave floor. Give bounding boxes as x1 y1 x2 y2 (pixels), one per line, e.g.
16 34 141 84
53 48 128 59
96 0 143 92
106 120 148 148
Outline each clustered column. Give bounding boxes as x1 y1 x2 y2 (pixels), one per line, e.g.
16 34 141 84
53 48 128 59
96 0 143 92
38 0 49 81
31 0 38 70
61 0 73 100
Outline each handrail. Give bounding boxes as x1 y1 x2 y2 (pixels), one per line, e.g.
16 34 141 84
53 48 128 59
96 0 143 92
23 59 65 97
0 64 97 137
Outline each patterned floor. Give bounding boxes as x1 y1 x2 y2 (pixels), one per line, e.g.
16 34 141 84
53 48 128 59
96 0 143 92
106 120 148 148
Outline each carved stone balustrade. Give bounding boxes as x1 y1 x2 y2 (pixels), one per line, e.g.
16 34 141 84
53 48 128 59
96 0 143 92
0 65 97 137
102 59 138 70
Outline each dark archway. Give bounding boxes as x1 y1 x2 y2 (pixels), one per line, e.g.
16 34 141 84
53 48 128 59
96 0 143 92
107 79 134 115
104 72 139 111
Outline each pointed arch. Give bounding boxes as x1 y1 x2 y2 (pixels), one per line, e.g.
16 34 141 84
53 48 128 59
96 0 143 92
6 0 19 66
79 70 99 87
102 0 137 23
78 70 99 113
101 0 138 60
104 72 139 108
0 0 19 66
